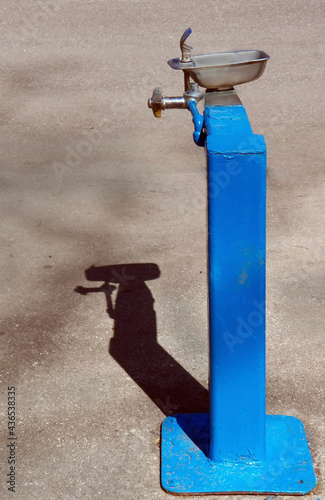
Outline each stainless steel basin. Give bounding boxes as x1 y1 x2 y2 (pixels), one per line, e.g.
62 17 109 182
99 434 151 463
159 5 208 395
168 50 270 90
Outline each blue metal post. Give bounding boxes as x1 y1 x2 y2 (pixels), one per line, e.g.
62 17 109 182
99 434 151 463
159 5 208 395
160 93 317 496
206 104 266 463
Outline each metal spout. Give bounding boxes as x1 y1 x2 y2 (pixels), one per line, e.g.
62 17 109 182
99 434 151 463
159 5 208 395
180 27 193 62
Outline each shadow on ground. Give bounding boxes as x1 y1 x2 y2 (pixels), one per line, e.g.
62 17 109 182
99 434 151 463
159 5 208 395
75 263 209 417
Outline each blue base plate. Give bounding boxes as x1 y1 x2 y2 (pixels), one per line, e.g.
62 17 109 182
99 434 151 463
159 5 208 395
161 413 316 495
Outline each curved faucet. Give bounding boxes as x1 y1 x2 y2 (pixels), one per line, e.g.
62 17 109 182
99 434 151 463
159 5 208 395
180 27 193 62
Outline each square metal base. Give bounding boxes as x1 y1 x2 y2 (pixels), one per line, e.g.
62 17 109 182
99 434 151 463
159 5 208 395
161 413 316 495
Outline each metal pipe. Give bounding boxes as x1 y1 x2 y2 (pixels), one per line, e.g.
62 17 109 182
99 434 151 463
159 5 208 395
162 96 186 109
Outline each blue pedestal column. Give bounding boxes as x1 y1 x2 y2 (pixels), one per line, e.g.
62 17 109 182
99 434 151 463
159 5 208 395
206 105 267 465
160 100 316 495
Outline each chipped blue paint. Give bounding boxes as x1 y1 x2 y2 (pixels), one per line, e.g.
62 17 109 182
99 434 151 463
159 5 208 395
161 102 316 495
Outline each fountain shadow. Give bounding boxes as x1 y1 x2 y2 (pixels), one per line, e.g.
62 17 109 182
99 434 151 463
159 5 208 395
75 263 209 425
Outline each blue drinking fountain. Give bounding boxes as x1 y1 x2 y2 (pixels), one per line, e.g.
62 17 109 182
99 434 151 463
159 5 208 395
148 28 317 496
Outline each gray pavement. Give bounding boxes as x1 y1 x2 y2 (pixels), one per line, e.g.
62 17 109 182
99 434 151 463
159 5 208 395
0 1 324 499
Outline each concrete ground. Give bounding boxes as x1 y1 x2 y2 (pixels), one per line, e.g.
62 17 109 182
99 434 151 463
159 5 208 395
0 1 324 499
